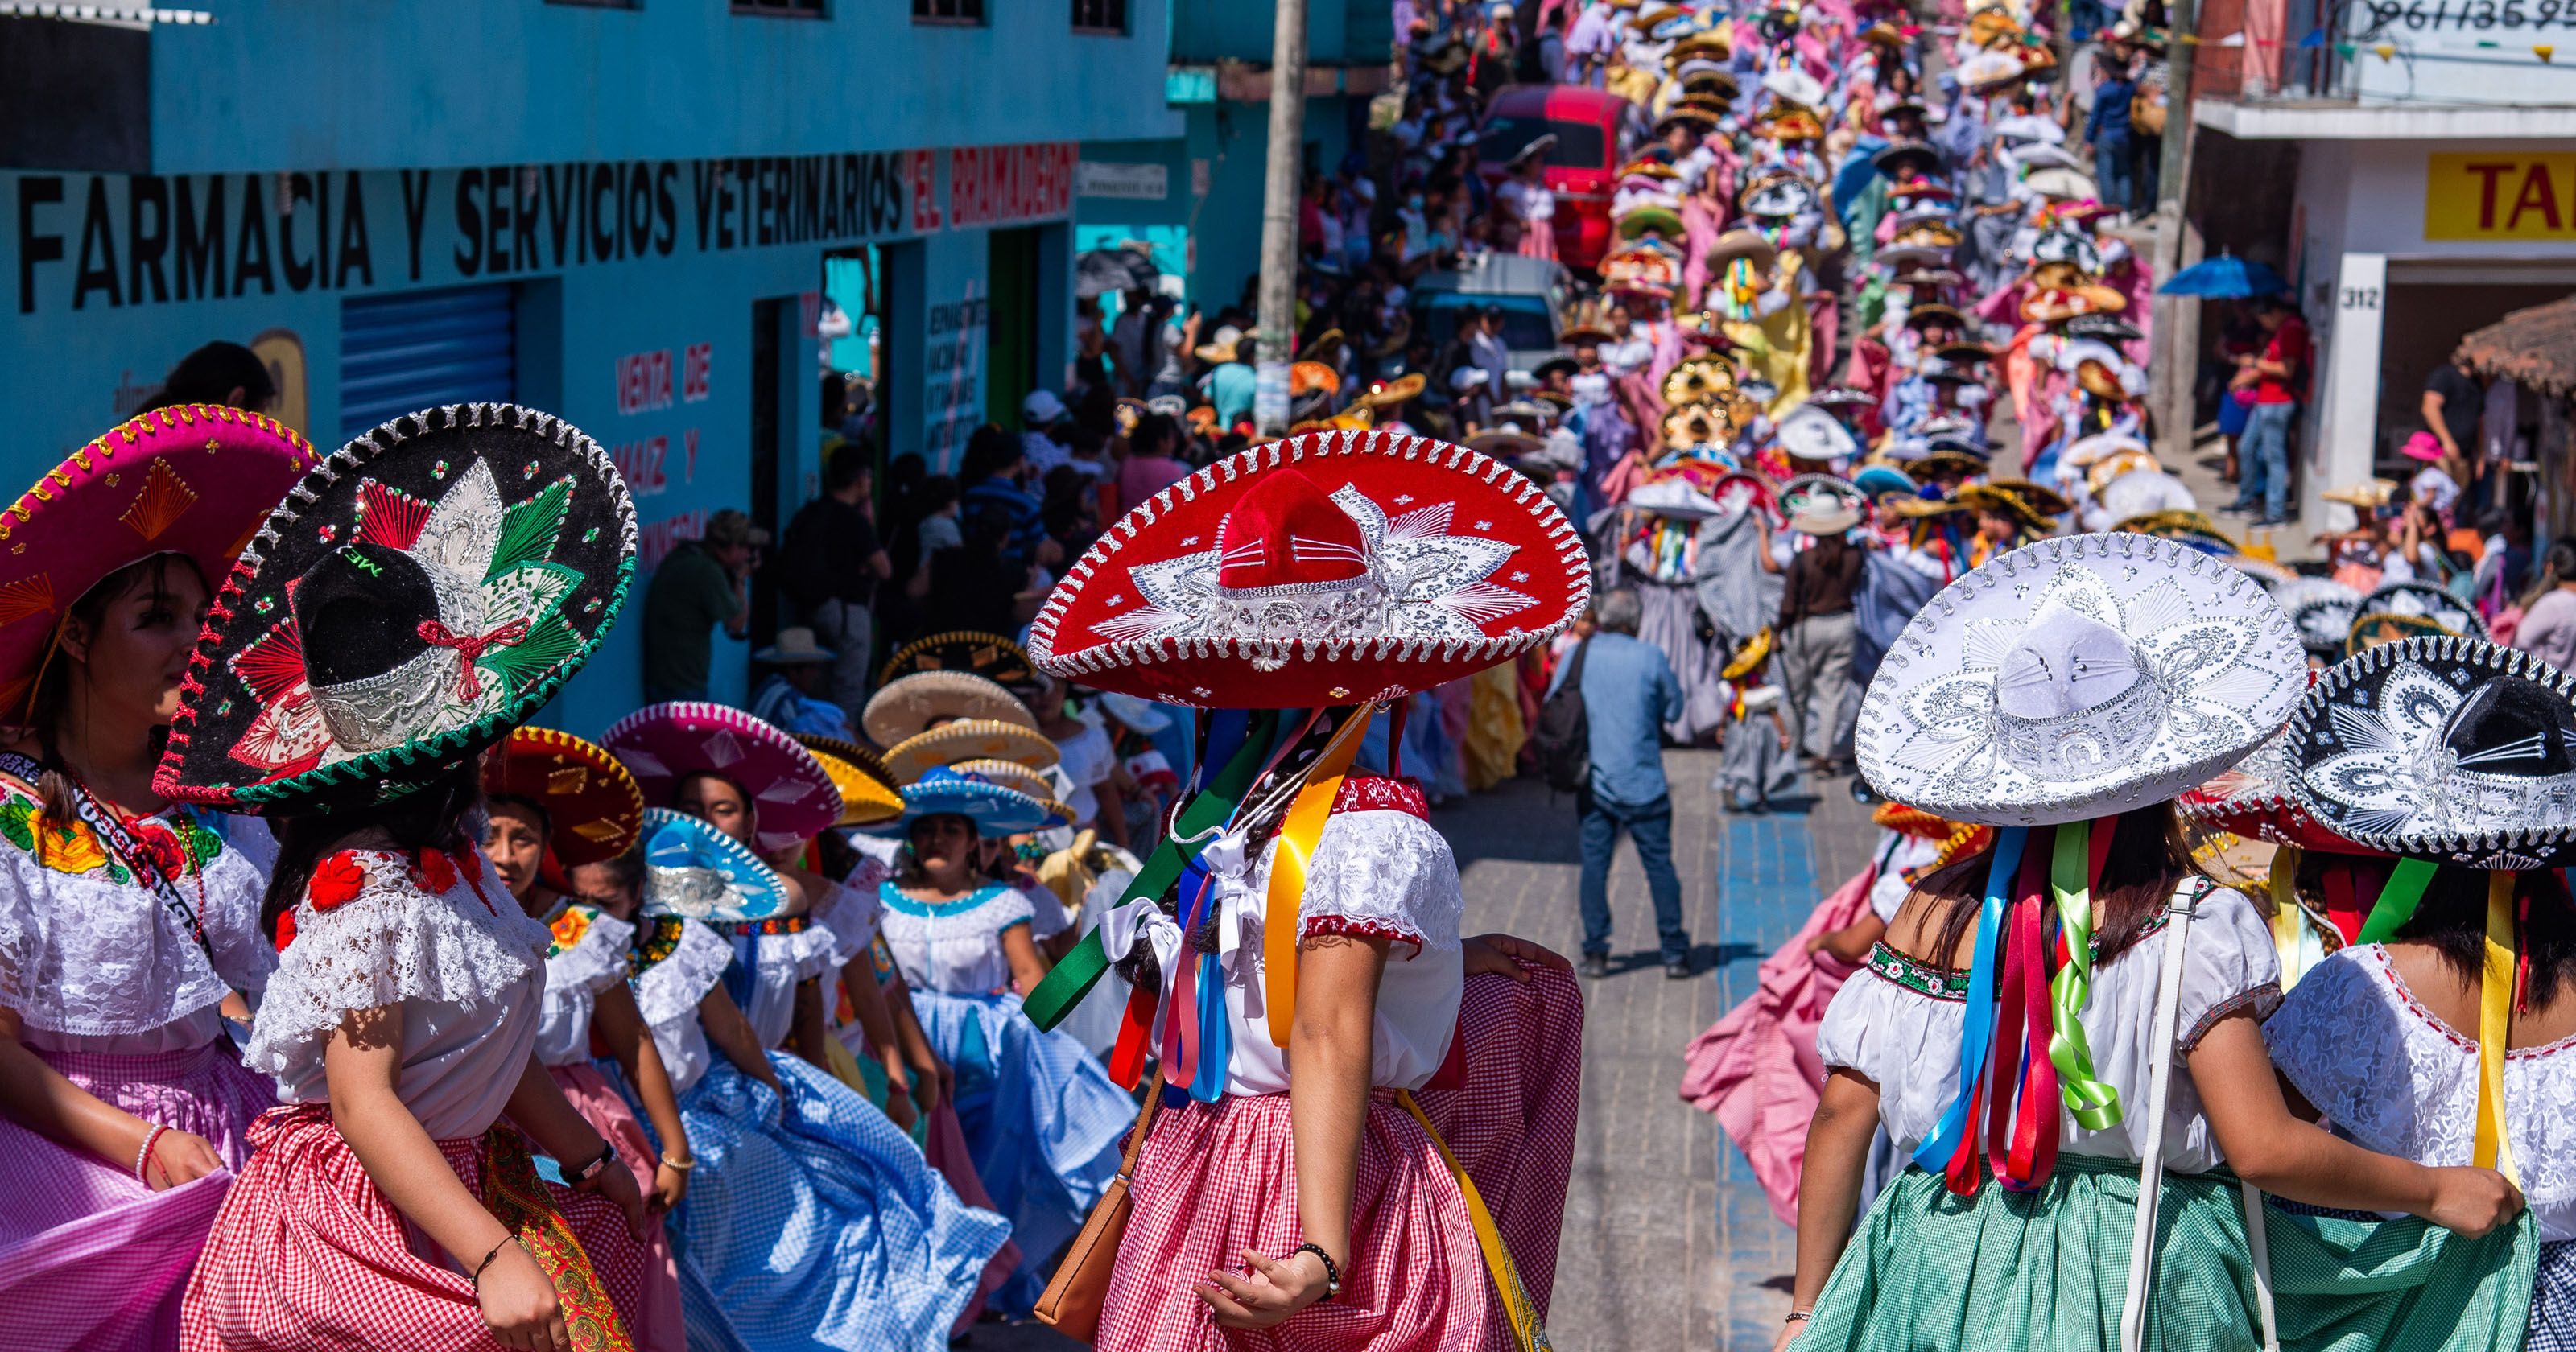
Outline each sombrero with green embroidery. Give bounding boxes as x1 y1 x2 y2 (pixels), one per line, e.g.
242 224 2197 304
155 404 636 813
639 807 788 922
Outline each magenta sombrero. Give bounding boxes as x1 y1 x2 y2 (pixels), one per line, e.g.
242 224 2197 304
0 406 318 714
603 700 842 852
1029 428 1590 708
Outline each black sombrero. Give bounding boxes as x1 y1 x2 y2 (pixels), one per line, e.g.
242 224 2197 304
2289 637 2576 870
2355 579 2487 642
155 404 635 812
877 629 1041 698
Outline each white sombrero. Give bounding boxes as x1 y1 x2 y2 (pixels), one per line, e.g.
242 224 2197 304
1856 532 2308 826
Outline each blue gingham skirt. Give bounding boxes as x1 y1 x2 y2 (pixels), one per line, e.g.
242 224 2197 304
913 987 1133 1315
654 1051 1010 1352
2530 1240 2576 1352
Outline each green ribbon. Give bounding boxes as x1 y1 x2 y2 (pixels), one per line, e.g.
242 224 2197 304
1021 711 1278 1032
2358 857 2440 946
2046 819 2124 1131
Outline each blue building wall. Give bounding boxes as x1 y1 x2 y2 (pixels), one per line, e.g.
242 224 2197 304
2 5 1176 736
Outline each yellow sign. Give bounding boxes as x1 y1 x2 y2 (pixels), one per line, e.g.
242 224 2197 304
2427 153 2576 241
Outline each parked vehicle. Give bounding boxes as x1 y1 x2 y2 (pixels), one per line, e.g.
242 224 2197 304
1410 253 1570 374
1478 84 1642 274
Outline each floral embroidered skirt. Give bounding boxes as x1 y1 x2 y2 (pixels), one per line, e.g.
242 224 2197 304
179 1104 649 1352
0 1041 274 1352
1094 966 1584 1352
547 1062 687 1352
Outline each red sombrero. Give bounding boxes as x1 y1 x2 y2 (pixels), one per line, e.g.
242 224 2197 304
0 406 318 715
483 727 646 882
603 701 842 852
1030 430 1590 709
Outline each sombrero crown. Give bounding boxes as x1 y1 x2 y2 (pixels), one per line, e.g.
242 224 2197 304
157 404 635 811
483 727 646 868
1030 430 1590 709
604 701 842 853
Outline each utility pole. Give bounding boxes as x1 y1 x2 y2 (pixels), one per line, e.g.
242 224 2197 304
1253 0 1310 436
2148 0 2201 463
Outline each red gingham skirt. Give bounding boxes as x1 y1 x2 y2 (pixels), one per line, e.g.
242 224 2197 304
180 1105 651 1352
1096 967 1583 1352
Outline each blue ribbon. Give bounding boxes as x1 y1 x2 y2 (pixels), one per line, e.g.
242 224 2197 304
1910 826 2028 1173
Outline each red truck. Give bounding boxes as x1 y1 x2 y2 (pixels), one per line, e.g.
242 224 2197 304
1478 84 1643 275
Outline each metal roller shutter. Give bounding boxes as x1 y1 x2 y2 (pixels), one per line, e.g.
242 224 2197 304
338 284 517 440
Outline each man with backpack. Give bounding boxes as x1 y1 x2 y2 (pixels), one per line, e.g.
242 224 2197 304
1541 588 1694 980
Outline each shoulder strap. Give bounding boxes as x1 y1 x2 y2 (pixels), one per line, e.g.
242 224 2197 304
0 750 217 969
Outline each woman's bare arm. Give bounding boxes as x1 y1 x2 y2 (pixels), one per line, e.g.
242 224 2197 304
1777 1068 1884 1347
699 987 781 1090
0 1005 220 1186
1001 923 1051 998
592 982 691 1210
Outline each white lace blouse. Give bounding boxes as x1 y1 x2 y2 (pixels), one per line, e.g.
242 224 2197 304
1818 880 2282 1173
630 914 735 1095
0 797 273 1053
249 849 551 1140
731 915 844 1051
533 905 637 1067
880 884 1034 995
2265 944 2576 1241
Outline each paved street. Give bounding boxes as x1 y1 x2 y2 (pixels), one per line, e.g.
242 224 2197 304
980 746 1876 1351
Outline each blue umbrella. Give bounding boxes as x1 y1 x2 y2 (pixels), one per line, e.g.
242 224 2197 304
2157 252 2289 298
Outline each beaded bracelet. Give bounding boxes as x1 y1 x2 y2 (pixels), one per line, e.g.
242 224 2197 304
660 1153 696 1173
133 1124 168 1185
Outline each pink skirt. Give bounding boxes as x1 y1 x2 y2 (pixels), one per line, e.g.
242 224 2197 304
180 1105 649 1352
547 1062 686 1352
1096 968 1583 1352
0 1040 276 1352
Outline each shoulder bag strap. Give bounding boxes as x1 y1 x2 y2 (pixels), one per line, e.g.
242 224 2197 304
0 750 217 968
2119 876 2207 1352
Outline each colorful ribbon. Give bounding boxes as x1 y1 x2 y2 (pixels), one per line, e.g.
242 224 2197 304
2356 856 2439 946
2478 870 2518 1184
1397 1090 1555 1352
1910 826 2026 1177
1261 704 1377 1048
2046 818 2124 1133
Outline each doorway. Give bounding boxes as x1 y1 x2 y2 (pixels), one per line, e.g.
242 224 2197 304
987 226 1041 430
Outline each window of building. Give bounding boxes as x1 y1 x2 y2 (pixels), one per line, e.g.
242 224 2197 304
1071 0 1125 32
734 0 824 14
912 0 984 23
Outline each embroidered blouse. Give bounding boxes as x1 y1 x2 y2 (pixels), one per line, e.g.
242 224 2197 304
1817 878 2282 1173
249 847 551 1140
879 883 1034 996
534 904 637 1067
629 913 735 1095
2264 945 2576 1241
0 781 273 1054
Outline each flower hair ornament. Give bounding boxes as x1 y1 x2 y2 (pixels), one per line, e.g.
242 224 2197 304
155 404 636 814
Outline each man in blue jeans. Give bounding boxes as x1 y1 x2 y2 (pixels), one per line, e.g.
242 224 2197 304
2221 295 2310 526
2087 51 2138 216
1547 587 1695 980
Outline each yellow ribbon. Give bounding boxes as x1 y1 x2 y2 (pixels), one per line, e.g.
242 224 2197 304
2477 871 2518 1183
2268 846 2311 991
1261 703 1377 1048
1397 1090 1554 1352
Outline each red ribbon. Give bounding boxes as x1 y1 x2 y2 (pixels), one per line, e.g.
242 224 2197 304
2323 862 2363 946
416 618 531 700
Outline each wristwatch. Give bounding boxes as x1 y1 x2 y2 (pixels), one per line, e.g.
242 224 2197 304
565 1139 618 1186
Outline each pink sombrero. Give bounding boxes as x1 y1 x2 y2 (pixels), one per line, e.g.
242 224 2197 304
1029 429 1591 709
0 406 317 714
603 701 842 852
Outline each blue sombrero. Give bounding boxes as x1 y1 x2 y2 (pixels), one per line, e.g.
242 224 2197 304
639 806 788 922
1854 464 1919 499
888 766 1063 835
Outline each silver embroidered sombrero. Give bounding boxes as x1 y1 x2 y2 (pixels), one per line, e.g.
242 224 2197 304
2285 637 2576 870
2351 579 2487 644
1856 532 2309 826
2275 576 2363 657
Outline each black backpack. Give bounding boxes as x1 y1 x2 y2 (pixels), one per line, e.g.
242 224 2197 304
1532 637 1591 794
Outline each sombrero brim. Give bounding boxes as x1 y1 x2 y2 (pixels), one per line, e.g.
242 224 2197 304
947 756 1055 802
605 701 843 852
860 670 1038 746
799 742 906 826
883 719 1060 782
156 404 636 813
484 728 646 869
1856 533 2308 826
2357 580 2489 641
0 406 318 714
877 629 1041 695
884 777 1063 835
1030 429 1591 711
638 807 789 922
2287 637 2576 869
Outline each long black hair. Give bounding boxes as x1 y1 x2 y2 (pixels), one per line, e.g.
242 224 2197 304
2394 866 2576 1008
259 759 485 946
1917 802 2204 968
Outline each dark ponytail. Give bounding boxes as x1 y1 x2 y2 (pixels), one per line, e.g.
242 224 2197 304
2516 536 2576 612
258 759 485 946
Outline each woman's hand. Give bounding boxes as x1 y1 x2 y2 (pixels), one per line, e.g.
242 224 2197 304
576 1156 654 1242
1770 1317 1810 1351
879 1074 919 1132
1463 932 1572 983
477 1240 569 1351
2423 1165 2523 1239
650 1159 690 1213
142 1128 225 1189
1197 1247 1334 1329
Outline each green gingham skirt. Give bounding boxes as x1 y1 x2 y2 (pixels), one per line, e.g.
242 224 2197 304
1794 1159 2539 1352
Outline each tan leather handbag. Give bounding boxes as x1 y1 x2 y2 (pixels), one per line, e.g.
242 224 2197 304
1034 1067 1166 1340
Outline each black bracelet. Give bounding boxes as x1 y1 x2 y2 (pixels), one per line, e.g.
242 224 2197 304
565 1138 617 1187
470 1236 514 1292
1290 1242 1343 1302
